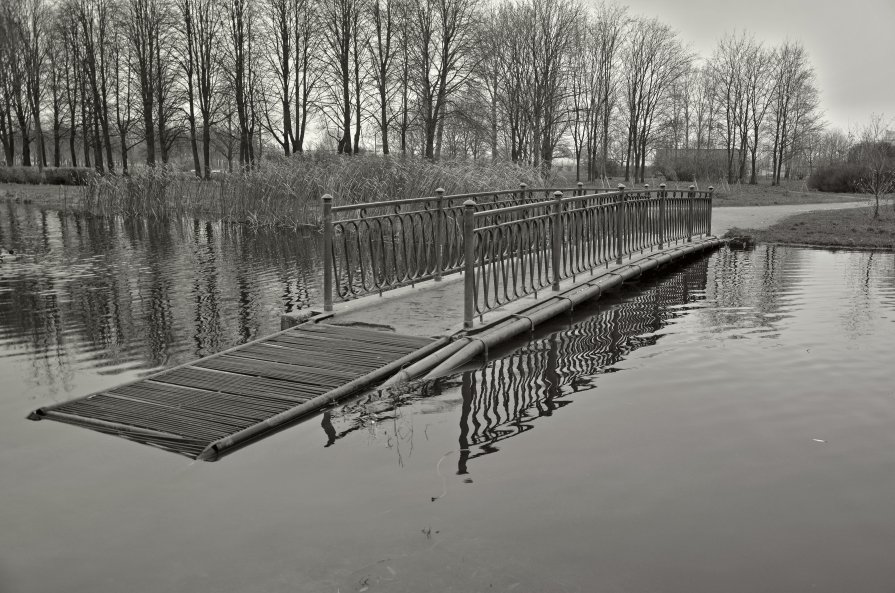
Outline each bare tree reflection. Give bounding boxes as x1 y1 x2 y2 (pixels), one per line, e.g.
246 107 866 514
0 203 321 396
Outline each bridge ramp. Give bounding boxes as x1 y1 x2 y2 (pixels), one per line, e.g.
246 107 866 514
29 323 436 459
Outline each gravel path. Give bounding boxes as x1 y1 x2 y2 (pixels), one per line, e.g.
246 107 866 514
712 201 867 236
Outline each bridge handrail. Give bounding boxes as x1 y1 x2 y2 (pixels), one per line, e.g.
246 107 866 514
320 183 713 314
321 184 620 306
462 185 714 327
328 184 615 214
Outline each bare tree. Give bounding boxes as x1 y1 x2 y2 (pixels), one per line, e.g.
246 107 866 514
178 0 203 173
224 0 258 165
410 0 477 159
20 0 50 171
155 8 182 164
260 0 297 155
367 0 396 154
109 19 140 173
0 11 18 165
852 115 895 219
194 0 221 176
523 0 579 172
321 0 362 154
2 1 35 167
73 0 117 172
126 0 163 165
745 43 774 184
623 17 690 183
769 42 815 185
710 32 751 184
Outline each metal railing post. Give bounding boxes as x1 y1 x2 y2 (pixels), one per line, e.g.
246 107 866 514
658 183 666 249
519 182 527 204
322 194 334 312
552 191 563 291
463 200 477 329
615 184 625 264
576 181 584 197
434 187 445 281
687 184 695 242
707 186 714 236
641 184 648 252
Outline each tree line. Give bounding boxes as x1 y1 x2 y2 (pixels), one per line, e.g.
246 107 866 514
0 0 826 185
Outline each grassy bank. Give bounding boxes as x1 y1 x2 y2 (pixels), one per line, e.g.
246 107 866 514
726 205 895 250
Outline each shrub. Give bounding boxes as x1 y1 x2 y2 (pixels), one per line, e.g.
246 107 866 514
807 162 867 193
652 151 726 184
0 166 92 185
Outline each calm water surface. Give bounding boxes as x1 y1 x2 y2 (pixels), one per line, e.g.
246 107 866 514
2 203 895 592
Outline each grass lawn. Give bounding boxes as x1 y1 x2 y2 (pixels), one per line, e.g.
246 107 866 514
554 174 866 207
712 181 865 207
726 205 895 250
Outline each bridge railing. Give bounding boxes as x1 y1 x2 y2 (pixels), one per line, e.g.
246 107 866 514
462 184 714 328
321 183 618 308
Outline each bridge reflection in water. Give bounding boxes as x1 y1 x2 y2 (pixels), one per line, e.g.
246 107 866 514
325 255 710 474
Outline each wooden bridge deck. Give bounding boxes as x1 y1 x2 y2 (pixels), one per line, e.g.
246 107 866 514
29 323 439 460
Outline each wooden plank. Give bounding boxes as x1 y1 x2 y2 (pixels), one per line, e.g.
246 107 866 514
196 355 352 389
267 332 419 356
31 322 438 459
153 367 319 402
298 324 434 348
225 345 364 379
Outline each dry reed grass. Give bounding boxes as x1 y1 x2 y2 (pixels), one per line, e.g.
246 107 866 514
80 153 548 228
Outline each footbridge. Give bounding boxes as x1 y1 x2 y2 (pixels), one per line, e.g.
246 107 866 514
30 183 724 459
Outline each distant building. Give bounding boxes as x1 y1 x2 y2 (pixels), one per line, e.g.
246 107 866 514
884 130 895 145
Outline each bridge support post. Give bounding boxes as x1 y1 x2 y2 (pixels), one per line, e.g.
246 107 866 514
687 185 695 242
552 191 564 291
322 194 334 312
708 186 714 236
615 184 625 264
463 200 477 329
434 188 445 281
658 183 666 249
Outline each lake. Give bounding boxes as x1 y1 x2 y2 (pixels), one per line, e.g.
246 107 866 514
2 202 895 592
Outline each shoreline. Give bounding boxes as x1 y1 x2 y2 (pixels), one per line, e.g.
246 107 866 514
726 205 895 252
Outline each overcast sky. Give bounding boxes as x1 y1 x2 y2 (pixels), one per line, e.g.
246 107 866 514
621 0 895 132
